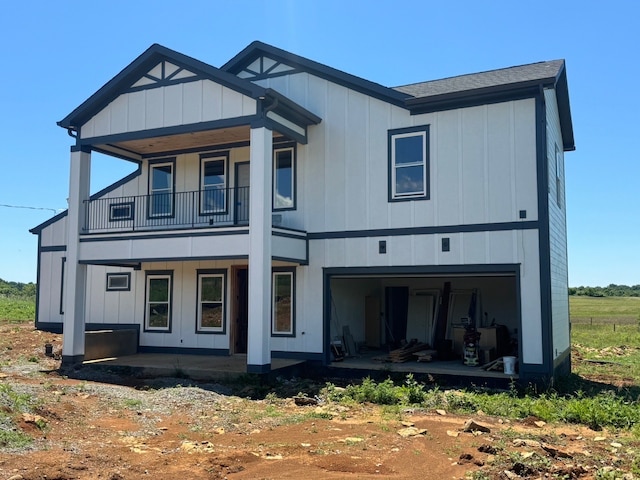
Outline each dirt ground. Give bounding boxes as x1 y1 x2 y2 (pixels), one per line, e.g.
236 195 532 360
0 323 637 480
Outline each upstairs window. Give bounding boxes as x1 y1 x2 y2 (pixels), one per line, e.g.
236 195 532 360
388 126 429 201
200 154 228 214
148 160 174 217
273 146 295 210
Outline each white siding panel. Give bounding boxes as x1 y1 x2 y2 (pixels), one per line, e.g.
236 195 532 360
109 94 128 135
304 76 327 232
461 106 487 224
324 83 347 231
513 99 538 220
221 87 245 118
435 109 461 225
145 87 164 130
368 100 391 229
486 102 514 223
127 90 146 133
92 108 111 138
202 81 223 121
344 92 368 230
163 84 183 127
182 81 203 125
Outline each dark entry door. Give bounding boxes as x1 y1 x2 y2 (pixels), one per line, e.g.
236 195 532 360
385 286 409 349
235 268 249 353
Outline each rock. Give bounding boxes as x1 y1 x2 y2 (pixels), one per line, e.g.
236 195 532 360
343 437 364 443
534 421 546 428
436 409 447 416
541 443 573 458
458 453 474 464
462 419 491 433
610 442 622 448
7 475 24 480
593 436 606 442
294 396 318 406
301 443 311 447
520 452 535 459
401 421 415 427
397 427 428 438
213 427 225 435
513 439 541 448
478 444 497 454
446 430 460 438
502 470 520 479
264 453 283 460
21 413 46 427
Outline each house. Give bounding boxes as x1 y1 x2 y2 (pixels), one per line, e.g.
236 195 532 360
30 41 574 383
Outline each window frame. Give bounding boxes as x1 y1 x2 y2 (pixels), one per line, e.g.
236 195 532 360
106 272 131 292
195 269 227 334
272 144 296 211
199 152 229 216
109 202 134 222
271 268 295 337
147 158 176 219
388 125 430 202
144 270 173 333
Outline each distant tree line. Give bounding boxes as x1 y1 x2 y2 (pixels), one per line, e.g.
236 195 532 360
0 278 36 298
569 284 640 297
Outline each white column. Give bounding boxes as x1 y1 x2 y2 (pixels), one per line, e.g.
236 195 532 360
62 147 91 365
247 126 272 373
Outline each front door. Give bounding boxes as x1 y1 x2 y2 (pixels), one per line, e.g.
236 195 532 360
234 267 249 354
234 162 250 224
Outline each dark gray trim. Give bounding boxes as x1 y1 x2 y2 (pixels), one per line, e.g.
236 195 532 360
123 74 205 94
271 255 306 265
108 202 135 222
93 145 143 163
247 363 271 374
388 125 430 202
263 116 307 145
271 351 323 361
78 115 258 149
138 346 230 356
30 211 68 234
142 140 251 159
147 157 176 219
234 161 250 225
273 143 297 211
59 43 266 129
535 88 554 381
271 267 296 337
195 268 228 335
79 255 249 266
143 270 173 333
59 257 66 315
308 221 539 240
106 272 131 292
264 88 321 126
71 145 92 153
61 355 84 366
222 41 411 108
271 229 306 240
34 234 41 328
41 245 67 252
35 322 62 333
86 323 140 332
79 228 249 242
199 152 230 216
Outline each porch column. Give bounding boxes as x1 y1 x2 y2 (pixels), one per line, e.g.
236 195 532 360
62 146 91 366
247 125 273 373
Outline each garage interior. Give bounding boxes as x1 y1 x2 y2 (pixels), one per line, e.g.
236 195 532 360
328 273 520 379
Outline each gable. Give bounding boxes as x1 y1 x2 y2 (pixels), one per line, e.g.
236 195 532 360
129 60 199 90
236 55 297 80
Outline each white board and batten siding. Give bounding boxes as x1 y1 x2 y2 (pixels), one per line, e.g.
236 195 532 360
545 88 570 360
79 80 257 139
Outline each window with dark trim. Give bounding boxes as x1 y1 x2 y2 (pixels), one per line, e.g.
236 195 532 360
106 272 131 291
273 146 295 210
271 268 295 336
109 202 134 221
148 159 175 218
388 125 429 201
144 271 172 332
196 269 226 334
200 153 228 215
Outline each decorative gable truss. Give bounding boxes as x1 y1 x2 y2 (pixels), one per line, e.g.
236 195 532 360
236 56 296 80
128 61 200 92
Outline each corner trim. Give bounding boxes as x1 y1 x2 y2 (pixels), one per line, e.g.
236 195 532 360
247 363 271 374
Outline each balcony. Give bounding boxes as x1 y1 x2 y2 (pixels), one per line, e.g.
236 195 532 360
83 187 250 233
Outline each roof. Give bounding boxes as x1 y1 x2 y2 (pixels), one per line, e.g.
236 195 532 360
394 60 565 98
394 59 574 151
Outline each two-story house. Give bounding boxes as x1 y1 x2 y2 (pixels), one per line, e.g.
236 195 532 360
31 42 574 383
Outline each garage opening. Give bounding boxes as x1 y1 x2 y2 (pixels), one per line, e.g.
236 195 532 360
327 271 520 378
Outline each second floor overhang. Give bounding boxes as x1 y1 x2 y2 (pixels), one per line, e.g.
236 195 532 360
58 44 320 160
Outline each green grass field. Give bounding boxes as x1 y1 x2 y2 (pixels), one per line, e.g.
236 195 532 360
0 297 35 323
569 295 640 322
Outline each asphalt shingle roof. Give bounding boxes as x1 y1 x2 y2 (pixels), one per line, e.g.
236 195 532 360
394 59 565 99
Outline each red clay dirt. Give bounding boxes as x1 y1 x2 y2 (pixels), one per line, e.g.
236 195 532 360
0 323 637 480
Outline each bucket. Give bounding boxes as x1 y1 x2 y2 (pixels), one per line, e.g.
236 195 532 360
503 356 516 375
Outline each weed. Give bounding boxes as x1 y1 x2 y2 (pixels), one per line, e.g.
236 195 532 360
0 428 31 449
123 398 143 409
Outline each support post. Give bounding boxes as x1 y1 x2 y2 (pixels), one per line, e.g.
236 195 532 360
247 126 272 373
62 146 91 366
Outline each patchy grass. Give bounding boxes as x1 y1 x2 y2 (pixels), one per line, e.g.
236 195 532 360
0 296 35 323
0 383 40 449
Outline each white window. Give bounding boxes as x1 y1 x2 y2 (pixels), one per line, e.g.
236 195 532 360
197 271 225 333
389 127 429 200
149 161 174 217
272 271 294 335
145 273 172 331
273 147 295 210
106 273 131 291
200 155 227 214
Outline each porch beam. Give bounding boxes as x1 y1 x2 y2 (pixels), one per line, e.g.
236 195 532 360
247 125 273 373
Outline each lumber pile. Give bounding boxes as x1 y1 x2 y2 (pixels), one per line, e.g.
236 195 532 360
414 349 437 362
388 341 430 363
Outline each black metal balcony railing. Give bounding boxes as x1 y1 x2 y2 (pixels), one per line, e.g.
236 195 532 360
83 187 250 233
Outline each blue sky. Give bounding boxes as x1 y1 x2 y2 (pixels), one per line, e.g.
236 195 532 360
0 1 638 286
